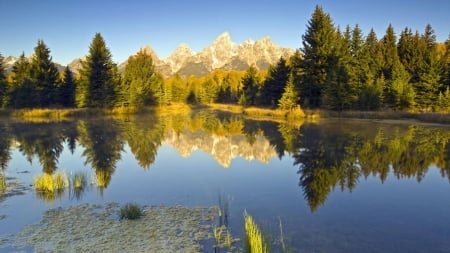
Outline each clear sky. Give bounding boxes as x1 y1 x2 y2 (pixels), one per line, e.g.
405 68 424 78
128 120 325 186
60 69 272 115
1 0 449 65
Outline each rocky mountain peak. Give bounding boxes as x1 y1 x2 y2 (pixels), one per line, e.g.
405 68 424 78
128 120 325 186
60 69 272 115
165 43 195 73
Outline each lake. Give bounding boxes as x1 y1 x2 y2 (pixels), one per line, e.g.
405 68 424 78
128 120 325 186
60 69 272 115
1 110 450 253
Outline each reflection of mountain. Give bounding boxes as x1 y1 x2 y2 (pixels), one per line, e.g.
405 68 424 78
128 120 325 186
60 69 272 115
163 129 277 168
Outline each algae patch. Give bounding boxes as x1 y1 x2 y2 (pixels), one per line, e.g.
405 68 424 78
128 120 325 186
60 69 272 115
8 203 216 253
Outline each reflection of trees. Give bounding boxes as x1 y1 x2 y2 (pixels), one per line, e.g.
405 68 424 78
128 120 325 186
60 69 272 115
120 116 165 169
292 121 450 212
0 124 11 171
12 122 68 174
77 120 123 189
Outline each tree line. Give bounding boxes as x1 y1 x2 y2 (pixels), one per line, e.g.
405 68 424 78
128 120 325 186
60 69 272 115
0 5 449 111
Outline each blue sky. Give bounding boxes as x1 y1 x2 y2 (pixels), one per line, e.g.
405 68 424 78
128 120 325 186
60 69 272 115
1 0 449 65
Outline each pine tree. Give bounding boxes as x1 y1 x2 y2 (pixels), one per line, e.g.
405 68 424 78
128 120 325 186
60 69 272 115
9 53 34 108
443 35 450 89
122 49 159 107
0 54 6 108
76 33 119 108
278 73 299 110
240 65 260 106
299 5 336 108
30 40 60 107
262 57 290 107
59 66 76 107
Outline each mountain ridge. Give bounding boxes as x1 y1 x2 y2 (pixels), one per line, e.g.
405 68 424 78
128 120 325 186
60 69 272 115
3 32 295 77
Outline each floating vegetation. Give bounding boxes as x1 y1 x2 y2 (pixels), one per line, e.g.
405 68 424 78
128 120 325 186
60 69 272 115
213 225 237 249
7 203 215 252
244 211 269 253
119 203 143 220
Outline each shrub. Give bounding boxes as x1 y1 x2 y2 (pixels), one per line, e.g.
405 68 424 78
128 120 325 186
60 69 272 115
119 203 143 220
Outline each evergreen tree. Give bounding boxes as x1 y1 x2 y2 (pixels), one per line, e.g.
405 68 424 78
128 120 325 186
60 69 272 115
122 49 159 107
30 40 60 107
299 5 336 108
444 35 450 89
9 53 34 108
262 57 290 107
278 73 299 110
0 54 6 108
76 33 119 108
59 66 76 107
240 65 260 106
381 25 413 109
415 25 441 110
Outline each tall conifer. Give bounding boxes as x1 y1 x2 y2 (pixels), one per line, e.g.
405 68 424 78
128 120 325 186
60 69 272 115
77 33 119 108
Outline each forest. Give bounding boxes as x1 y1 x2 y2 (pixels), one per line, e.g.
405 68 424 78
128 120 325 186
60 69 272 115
0 6 450 112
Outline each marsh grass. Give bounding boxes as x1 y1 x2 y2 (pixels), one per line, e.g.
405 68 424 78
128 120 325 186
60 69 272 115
119 203 143 220
207 103 244 113
0 173 6 193
154 103 192 115
244 211 269 253
213 225 234 249
34 172 69 203
34 172 69 193
69 172 89 200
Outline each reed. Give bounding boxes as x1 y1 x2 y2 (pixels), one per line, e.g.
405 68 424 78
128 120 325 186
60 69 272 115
34 172 69 193
154 103 192 115
0 174 6 193
244 211 269 253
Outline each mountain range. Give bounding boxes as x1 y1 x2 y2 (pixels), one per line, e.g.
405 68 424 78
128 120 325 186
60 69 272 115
3 32 295 77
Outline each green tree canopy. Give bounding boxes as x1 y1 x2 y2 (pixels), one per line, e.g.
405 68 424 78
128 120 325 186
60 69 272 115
0 54 7 108
76 33 119 108
30 40 60 107
121 49 160 107
299 5 336 108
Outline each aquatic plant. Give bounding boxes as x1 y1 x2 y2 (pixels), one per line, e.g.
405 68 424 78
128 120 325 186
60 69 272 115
213 225 234 249
69 172 89 200
244 211 269 253
119 203 143 220
34 172 69 193
0 173 6 193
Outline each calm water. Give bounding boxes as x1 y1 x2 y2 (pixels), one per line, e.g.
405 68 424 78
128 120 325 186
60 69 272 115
1 110 450 252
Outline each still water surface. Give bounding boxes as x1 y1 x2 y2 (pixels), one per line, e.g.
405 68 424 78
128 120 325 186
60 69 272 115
1 110 450 252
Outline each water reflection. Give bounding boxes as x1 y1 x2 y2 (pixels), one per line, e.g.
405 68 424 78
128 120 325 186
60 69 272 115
1 113 450 211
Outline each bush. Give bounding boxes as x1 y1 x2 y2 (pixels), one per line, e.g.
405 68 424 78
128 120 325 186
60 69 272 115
119 203 143 220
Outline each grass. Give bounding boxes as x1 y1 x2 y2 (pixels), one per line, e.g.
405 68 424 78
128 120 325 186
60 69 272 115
213 225 234 249
119 203 143 220
244 211 269 253
0 173 6 193
153 103 192 115
34 172 69 193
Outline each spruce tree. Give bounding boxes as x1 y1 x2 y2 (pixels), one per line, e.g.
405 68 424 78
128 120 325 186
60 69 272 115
262 57 290 107
30 40 60 107
9 53 34 108
300 5 336 108
0 54 6 108
77 33 119 108
59 66 76 107
240 65 260 106
278 73 299 110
